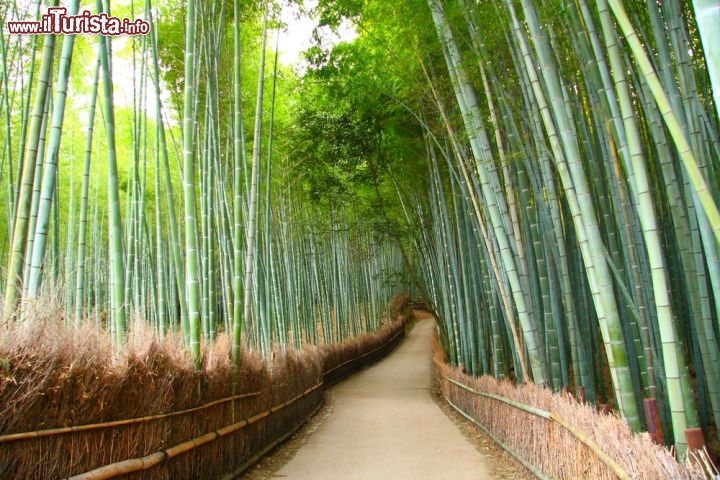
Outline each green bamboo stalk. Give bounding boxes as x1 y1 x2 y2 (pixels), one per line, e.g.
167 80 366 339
74 57 101 325
241 2 269 350
8 4 38 240
21 97 50 293
94 1 128 344
26 0 80 297
182 0 202 363
3 23 56 313
261 30 281 351
506 0 640 427
598 0 701 452
146 7 188 341
232 0 246 365
692 0 720 123
0 31 14 229
606 0 720 248
426 0 546 383
2 1 43 248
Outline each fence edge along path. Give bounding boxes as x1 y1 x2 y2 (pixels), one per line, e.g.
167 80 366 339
66 325 407 480
0 313 409 480
434 331 718 480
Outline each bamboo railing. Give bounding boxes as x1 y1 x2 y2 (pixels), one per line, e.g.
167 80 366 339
441 375 632 480
0 320 406 480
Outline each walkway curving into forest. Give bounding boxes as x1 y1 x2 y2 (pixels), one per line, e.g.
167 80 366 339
260 314 494 479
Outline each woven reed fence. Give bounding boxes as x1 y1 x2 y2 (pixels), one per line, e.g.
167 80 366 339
0 318 406 480
433 335 717 480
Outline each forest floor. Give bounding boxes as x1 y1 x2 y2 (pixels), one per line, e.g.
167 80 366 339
242 312 534 479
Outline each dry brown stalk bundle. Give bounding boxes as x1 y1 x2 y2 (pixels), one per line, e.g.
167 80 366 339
320 318 404 385
434 348 717 480
0 298 407 479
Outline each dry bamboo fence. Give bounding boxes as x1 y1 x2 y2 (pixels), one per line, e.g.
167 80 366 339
0 317 407 479
433 335 717 480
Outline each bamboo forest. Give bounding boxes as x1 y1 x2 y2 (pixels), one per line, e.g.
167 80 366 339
1 0 719 478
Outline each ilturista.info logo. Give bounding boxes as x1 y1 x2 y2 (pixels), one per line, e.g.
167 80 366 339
7 7 150 36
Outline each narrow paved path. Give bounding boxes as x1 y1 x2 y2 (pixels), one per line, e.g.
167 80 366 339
272 316 494 479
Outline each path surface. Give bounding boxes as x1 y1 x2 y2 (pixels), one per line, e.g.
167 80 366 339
271 316 494 479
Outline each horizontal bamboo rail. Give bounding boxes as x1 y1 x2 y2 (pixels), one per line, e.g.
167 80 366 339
54 321 406 479
67 383 324 480
1 325 401 447
442 375 633 480
219 400 325 480
0 391 261 444
443 396 551 480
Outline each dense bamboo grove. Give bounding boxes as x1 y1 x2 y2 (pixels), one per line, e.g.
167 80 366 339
405 0 720 457
0 1 409 363
1 0 719 464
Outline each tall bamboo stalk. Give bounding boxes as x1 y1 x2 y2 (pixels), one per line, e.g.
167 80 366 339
74 57 101 325
691 0 720 123
605 0 720 248
242 3 269 350
26 0 80 298
182 0 202 363
427 0 547 385
3 18 56 313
